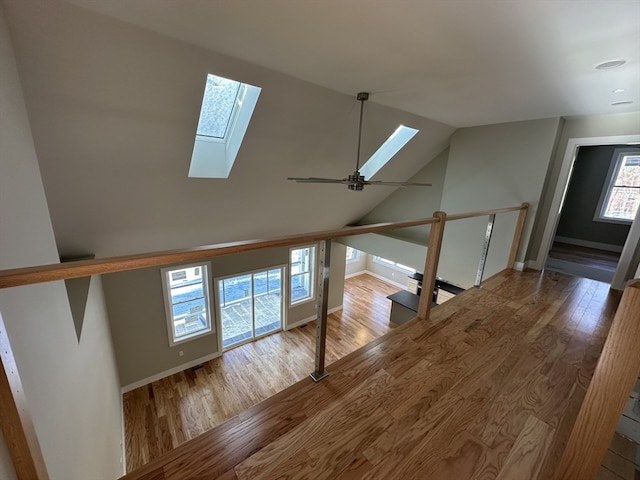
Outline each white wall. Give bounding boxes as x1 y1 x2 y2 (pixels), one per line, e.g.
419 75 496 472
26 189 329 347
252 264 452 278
0 4 123 478
438 118 561 287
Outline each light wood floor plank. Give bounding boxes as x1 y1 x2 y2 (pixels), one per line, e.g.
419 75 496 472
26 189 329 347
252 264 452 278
121 269 622 480
124 273 397 471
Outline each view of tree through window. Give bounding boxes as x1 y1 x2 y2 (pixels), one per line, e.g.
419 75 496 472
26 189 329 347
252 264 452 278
196 74 241 139
601 153 640 221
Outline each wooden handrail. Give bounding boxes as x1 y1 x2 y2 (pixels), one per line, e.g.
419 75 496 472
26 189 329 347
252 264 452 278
557 279 640 479
0 202 529 479
445 204 525 222
0 204 527 289
0 217 436 289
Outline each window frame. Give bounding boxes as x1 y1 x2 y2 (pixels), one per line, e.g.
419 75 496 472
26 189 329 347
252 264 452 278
161 261 214 347
372 256 416 274
594 147 640 225
189 74 261 179
346 246 361 264
289 244 317 306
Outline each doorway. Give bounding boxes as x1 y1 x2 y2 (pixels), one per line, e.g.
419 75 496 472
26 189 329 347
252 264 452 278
216 266 285 350
544 145 638 283
535 134 640 289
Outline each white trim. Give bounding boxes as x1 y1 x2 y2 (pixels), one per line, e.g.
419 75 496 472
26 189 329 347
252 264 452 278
289 244 318 307
215 264 287 351
534 134 640 271
161 261 214 347
285 305 343 330
365 271 408 290
345 269 368 279
189 80 261 178
121 350 222 393
120 395 126 473
554 236 624 253
513 262 525 272
593 147 640 224
612 204 640 290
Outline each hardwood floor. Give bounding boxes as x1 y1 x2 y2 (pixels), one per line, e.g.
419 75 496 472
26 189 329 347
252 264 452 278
123 273 399 472
122 269 622 480
549 242 620 271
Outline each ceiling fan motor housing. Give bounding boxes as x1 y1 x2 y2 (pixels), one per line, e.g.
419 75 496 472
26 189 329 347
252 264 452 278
347 172 365 191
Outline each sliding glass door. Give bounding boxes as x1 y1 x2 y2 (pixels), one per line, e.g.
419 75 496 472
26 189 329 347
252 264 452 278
217 267 284 349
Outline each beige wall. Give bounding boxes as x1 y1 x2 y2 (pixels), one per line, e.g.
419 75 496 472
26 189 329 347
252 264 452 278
358 148 450 244
5 0 455 260
437 118 562 288
0 4 123 478
104 244 345 388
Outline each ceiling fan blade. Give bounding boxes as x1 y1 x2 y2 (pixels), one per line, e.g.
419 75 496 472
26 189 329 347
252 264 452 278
365 180 432 187
287 177 349 184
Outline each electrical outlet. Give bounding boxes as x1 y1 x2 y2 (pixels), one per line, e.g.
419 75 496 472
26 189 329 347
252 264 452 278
179 350 183 357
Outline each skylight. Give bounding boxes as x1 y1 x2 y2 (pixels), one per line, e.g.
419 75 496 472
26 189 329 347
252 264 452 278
189 74 261 179
359 125 419 180
196 75 241 139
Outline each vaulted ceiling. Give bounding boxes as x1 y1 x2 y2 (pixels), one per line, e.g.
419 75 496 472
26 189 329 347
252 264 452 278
3 0 639 258
61 0 640 127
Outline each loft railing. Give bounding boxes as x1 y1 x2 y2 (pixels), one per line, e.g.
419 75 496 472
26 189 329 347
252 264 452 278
0 203 528 479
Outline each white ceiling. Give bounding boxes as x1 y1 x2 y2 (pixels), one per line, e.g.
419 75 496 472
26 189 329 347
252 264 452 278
63 0 640 127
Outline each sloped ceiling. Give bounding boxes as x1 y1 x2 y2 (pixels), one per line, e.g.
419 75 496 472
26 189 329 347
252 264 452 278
60 0 640 127
4 0 455 257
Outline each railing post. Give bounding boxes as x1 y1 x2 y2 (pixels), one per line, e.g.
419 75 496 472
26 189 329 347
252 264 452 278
507 202 529 270
474 214 496 287
418 211 446 320
557 280 640 479
0 312 49 479
310 239 331 382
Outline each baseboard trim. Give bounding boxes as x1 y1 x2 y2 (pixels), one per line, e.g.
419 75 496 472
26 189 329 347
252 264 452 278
285 306 343 331
513 261 525 272
554 236 624 253
121 351 222 393
364 271 407 290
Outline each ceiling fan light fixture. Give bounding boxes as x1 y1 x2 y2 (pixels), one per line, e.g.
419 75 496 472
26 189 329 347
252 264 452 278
287 91 431 191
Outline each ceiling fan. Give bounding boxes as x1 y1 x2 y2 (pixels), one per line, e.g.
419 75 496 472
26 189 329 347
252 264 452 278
288 92 431 191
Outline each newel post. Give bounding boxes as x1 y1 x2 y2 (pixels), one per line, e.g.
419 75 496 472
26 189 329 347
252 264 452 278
418 211 447 320
507 202 529 270
0 311 49 479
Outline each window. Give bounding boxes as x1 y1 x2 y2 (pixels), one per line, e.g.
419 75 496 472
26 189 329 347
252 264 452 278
346 246 360 263
290 245 316 305
161 263 213 345
595 148 640 223
359 125 419 180
189 73 261 179
373 256 416 273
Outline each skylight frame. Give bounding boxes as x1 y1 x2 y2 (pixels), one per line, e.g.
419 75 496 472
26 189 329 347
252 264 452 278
359 125 419 180
189 73 261 179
